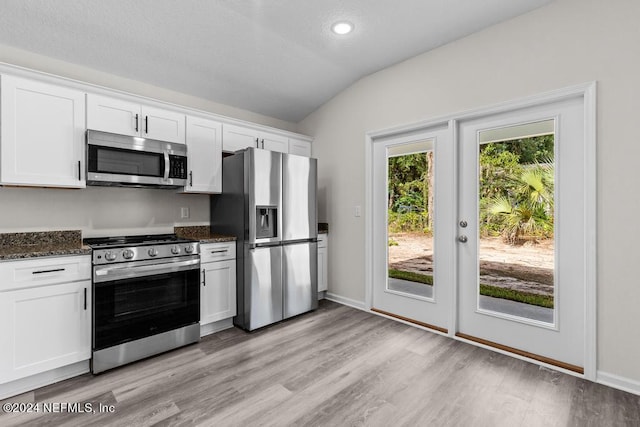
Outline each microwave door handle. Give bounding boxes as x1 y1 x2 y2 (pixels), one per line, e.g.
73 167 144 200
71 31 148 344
164 152 170 180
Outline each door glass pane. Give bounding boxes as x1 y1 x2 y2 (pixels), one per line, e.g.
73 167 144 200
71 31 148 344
387 140 434 299
477 120 555 323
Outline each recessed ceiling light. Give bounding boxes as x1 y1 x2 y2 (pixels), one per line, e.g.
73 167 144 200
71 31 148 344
331 21 354 35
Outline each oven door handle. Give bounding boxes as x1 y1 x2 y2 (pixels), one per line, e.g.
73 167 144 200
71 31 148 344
94 258 200 283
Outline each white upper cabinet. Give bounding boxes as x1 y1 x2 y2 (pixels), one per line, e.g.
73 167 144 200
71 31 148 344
0 75 86 188
289 137 312 157
260 130 289 153
222 123 289 153
183 116 222 194
87 94 185 144
222 123 259 152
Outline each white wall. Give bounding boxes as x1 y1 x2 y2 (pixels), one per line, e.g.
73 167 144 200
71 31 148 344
0 44 297 236
299 0 640 385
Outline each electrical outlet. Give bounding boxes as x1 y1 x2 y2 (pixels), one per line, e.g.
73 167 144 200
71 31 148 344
180 207 190 219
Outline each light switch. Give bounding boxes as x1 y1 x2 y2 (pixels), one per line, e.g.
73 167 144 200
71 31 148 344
354 205 362 217
181 207 190 218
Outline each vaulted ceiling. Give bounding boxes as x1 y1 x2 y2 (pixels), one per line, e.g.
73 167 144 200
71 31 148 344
0 0 552 122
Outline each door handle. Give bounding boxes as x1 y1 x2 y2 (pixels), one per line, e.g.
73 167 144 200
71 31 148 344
202 269 206 286
84 288 87 310
458 235 468 243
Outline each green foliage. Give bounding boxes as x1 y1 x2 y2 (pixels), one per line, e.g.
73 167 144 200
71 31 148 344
479 284 554 308
388 239 399 246
388 210 430 234
388 269 433 285
385 135 555 243
387 269 554 308
479 138 555 243
388 153 427 212
485 162 554 243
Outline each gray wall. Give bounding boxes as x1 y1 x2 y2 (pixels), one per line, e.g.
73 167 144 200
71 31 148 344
299 0 640 385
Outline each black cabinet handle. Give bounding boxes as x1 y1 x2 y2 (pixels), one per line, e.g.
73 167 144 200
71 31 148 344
32 268 65 275
84 288 87 310
202 269 206 286
255 137 259 148
145 116 149 134
78 160 82 181
189 171 193 187
135 113 139 132
261 138 265 149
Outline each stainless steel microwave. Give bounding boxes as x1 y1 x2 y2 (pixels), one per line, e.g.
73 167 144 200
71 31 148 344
86 130 187 189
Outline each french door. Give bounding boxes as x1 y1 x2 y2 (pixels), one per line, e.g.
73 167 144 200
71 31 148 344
371 124 454 332
456 96 586 372
369 86 594 374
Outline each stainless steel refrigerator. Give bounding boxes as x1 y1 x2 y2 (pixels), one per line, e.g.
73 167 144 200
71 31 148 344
211 148 318 331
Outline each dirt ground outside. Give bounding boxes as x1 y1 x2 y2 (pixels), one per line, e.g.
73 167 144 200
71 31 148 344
388 232 554 296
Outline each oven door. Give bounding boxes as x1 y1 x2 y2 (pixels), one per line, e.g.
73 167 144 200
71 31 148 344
93 256 200 351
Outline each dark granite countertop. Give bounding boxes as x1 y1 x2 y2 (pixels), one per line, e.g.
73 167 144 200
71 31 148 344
174 226 237 244
0 230 91 261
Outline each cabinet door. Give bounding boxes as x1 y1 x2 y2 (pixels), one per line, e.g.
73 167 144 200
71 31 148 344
1 75 86 188
142 105 185 144
318 245 328 292
184 116 222 193
201 260 237 324
288 138 312 157
260 130 289 153
0 280 91 384
86 93 140 137
222 123 259 152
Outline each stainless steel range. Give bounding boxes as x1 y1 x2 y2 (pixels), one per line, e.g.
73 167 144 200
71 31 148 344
83 234 200 374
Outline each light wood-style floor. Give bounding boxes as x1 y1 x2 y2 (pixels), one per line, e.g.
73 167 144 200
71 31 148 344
2 300 639 426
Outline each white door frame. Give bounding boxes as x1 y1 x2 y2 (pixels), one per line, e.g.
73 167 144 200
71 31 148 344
364 82 596 380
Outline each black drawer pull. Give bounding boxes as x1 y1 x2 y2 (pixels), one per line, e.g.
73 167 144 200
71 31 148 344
210 249 228 254
84 288 87 310
32 268 65 275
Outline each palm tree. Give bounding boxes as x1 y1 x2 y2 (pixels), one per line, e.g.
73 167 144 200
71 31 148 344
486 162 554 244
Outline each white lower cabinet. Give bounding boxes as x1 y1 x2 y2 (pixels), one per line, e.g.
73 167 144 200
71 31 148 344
317 234 328 293
0 256 91 385
200 242 237 325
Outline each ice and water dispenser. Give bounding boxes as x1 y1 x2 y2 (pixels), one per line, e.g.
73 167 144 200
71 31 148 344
256 206 277 239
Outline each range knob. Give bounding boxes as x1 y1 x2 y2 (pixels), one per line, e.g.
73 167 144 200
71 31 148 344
148 248 158 257
171 245 181 255
122 249 135 260
184 245 194 254
104 251 117 262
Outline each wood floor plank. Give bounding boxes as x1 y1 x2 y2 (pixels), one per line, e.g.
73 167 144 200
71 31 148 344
1 300 639 427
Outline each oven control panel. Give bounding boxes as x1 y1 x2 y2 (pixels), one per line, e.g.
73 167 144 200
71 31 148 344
92 243 200 265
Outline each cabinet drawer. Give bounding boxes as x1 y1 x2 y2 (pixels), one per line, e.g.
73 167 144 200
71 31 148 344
200 242 236 263
0 256 91 292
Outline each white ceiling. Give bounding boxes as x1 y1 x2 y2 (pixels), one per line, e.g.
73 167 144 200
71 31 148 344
0 0 551 123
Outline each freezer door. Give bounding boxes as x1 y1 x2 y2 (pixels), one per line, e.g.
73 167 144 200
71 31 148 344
248 148 282 244
283 241 318 319
245 245 283 330
282 153 317 241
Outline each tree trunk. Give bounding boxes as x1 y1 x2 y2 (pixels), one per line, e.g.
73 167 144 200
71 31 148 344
426 151 434 232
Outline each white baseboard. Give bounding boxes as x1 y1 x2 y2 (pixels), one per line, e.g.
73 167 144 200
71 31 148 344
200 318 234 337
325 292 366 310
597 371 640 396
0 361 89 400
